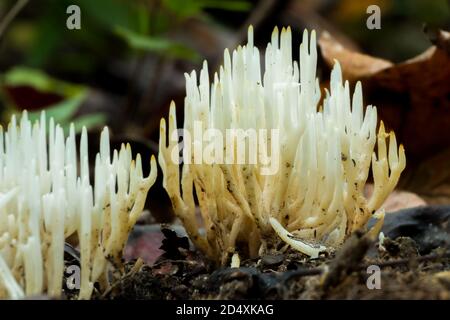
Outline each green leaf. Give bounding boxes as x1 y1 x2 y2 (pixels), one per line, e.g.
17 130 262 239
162 0 251 18
72 113 107 134
76 0 141 31
27 91 87 125
115 26 199 61
26 5 66 67
3 66 85 97
197 0 251 11
162 0 203 18
3 67 105 134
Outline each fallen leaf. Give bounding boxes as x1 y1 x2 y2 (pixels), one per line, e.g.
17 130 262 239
319 31 393 81
319 29 450 159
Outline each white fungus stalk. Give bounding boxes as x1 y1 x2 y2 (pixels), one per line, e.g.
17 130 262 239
230 253 240 268
0 253 24 299
269 217 326 259
159 26 406 265
0 111 157 299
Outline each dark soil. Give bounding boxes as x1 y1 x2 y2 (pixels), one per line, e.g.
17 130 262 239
64 206 450 300
106 235 450 300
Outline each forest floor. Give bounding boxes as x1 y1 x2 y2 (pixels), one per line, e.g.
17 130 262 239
84 205 450 300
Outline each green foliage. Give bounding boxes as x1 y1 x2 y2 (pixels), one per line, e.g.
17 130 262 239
6 0 251 72
115 26 199 61
3 67 84 96
0 0 251 135
162 0 251 19
2 67 105 134
27 93 85 125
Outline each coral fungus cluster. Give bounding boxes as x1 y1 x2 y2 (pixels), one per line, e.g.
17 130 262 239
0 25 407 300
0 112 156 299
159 26 406 265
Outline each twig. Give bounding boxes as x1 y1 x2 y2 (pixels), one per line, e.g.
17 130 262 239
284 249 450 284
321 231 374 289
100 258 144 299
0 0 29 40
282 267 324 283
361 250 450 270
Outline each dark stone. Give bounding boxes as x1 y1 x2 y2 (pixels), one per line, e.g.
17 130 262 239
261 254 285 267
369 205 450 254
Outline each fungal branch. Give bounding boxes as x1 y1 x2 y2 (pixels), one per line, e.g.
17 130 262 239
0 112 157 299
159 26 406 265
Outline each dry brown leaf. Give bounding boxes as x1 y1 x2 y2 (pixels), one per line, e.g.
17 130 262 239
319 31 393 81
319 30 450 204
319 30 450 160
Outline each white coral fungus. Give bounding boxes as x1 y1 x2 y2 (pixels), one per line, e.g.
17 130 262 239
159 26 406 264
0 112 156 299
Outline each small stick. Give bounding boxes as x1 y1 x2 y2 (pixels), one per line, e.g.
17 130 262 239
100 258 144 299
284 249 450 283
0 0 29 39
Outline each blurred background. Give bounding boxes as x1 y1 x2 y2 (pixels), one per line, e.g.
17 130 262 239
0 0 449 220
